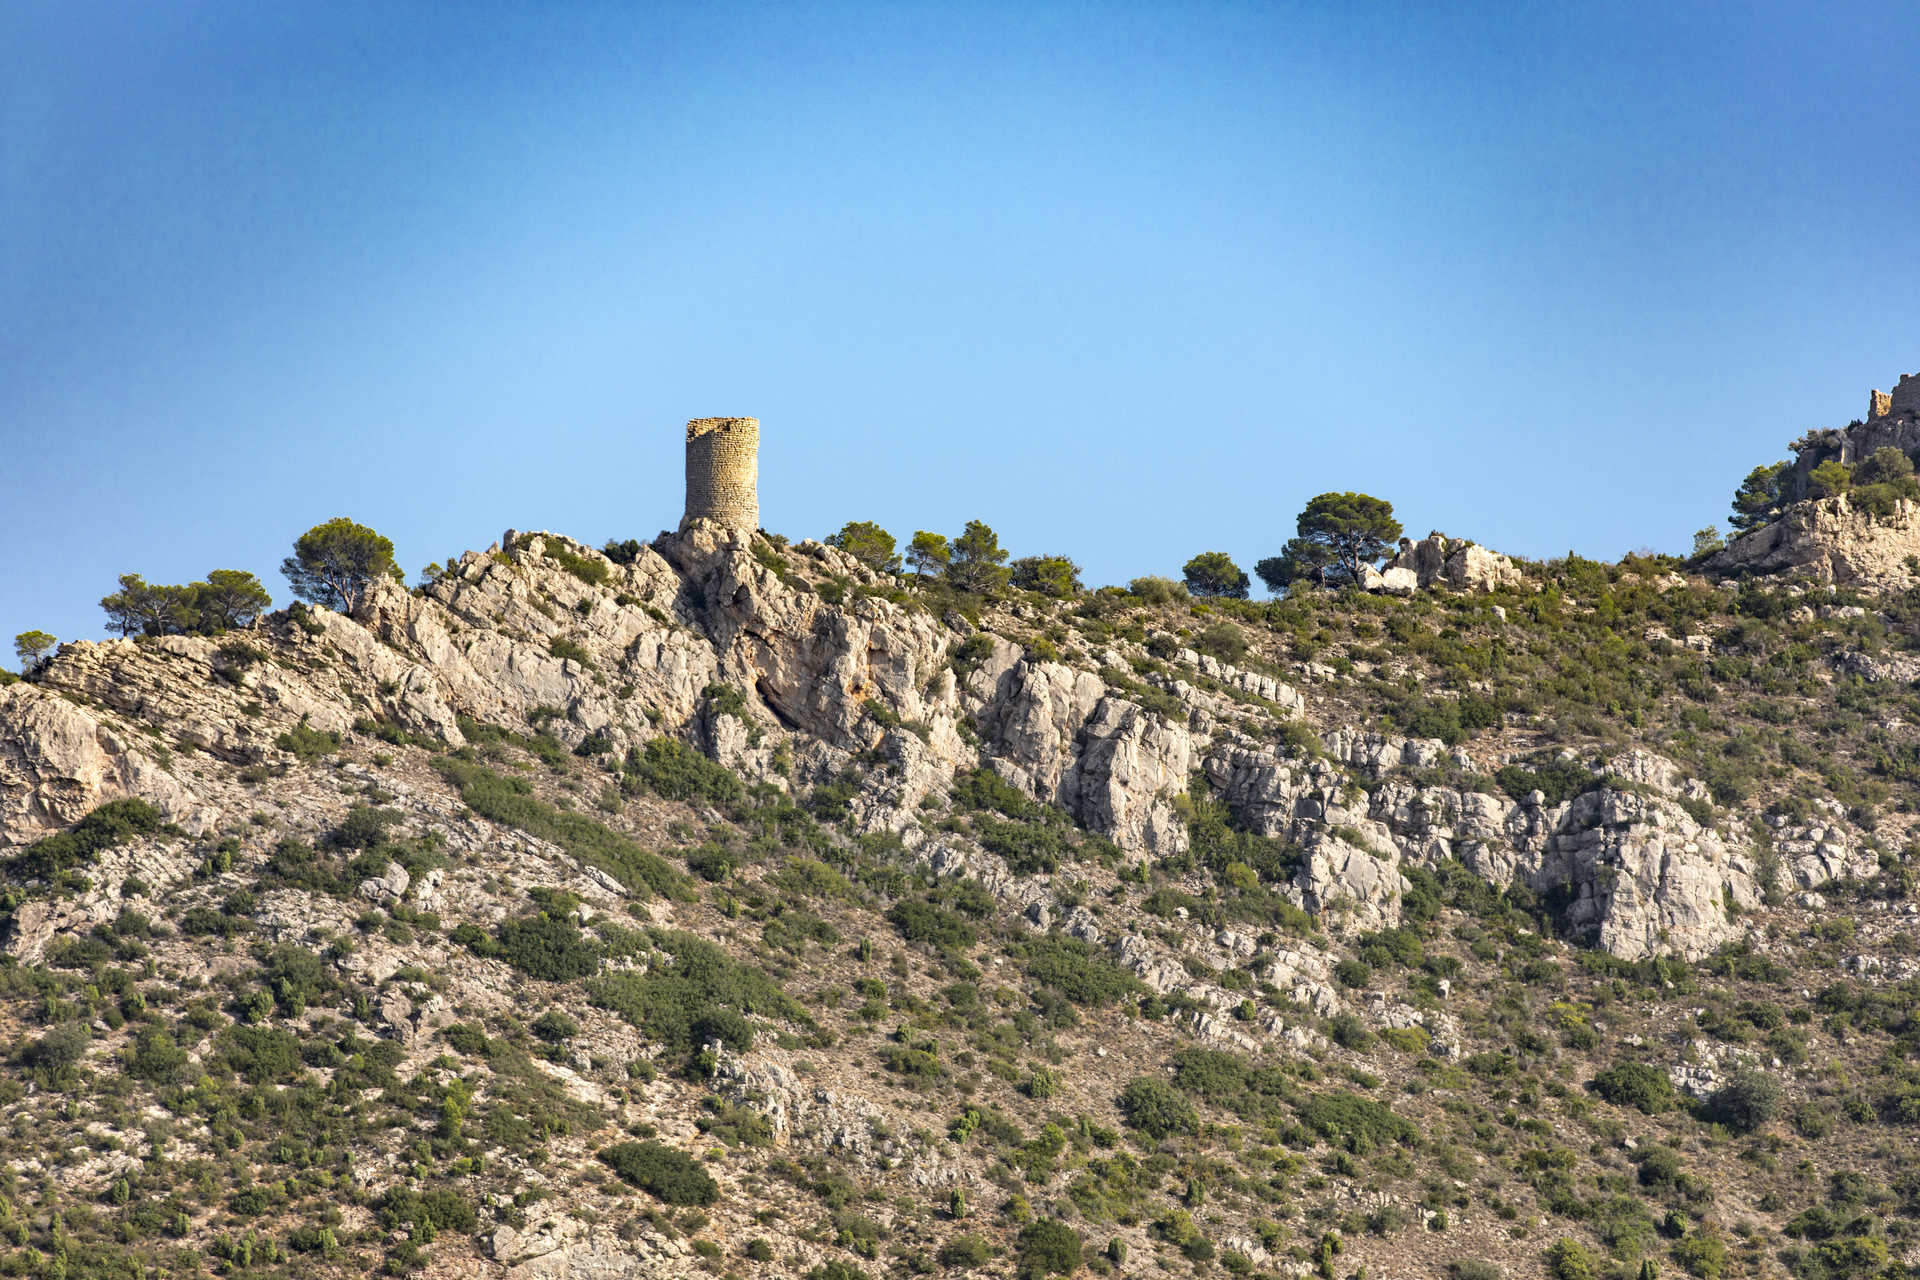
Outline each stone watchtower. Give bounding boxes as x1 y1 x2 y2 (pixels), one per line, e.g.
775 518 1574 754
681 417 759 533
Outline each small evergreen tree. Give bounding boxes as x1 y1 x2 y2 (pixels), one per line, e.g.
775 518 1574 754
1182 551 1249 598
946 520 1010 595
825 521 901 574
1853 446 1915 486
13 631 56 672
1808 458 1852 500
193 570 273 631
282 518 402 615
907 531 950 582
1729 460 1788 530
99 574 191 637
1294 492 1402 585
1255 537 1337 592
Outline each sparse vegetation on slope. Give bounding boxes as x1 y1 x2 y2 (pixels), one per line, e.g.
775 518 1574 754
1 506 1918 1280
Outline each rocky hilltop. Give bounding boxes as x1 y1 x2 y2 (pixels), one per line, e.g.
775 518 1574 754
1 519 1917 1280
1711 371 1920 591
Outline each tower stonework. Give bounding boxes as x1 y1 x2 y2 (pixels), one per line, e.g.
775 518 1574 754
1871 389 1893 420
681 417 760 532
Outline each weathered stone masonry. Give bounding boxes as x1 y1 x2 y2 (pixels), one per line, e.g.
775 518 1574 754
1868 373 1919 421
682 417 759 533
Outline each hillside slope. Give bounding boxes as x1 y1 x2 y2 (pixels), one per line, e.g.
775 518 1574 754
1 521 1916 1280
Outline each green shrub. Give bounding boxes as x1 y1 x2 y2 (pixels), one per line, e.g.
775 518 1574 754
1016 1219 1082 1279
15 798 168 878
603 539 643 566
549 636 593 665
1129 576 1188 605
329 805 401 849
1333 957 1372 989
626 738 744 806
1590 1062 1674 1114
1020 936 1143 1007
218 1025 302 1084
1544 1238 1600 1280
1326 1013 1374 1051
950 766 1049 821
545 544 611 586
377 1186 478 1234
976 817 1071 874
1449 1262 1502 1280
1495 758 1600 806
1670 1232 1726 1279
1194 621 1249 663
808 1263 870 1280
588 929 808 1057
1010 554 1082 598
937 1235 993 1267
1707 1068 1782 1132
886 899 976 949
1119 1077 1198 1139
1294 1091 1417 1153
21 1023 90 1080
496 914 602 981
125 1027 191 1082
437 757 686 898
597 1141 717 1205
276 719 343 762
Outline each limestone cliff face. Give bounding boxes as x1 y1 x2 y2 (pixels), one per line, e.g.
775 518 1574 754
1709 493 1920 590
0 518 1833 992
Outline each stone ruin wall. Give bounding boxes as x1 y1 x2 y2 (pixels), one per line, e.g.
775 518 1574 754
1890 373 1920 418
1868 374 1919 420
682 417 760 532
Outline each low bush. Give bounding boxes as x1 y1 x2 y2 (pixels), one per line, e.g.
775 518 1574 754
276 720 343 762
1019 936 1143 1007
1119 1077 1197 1139
597 1141 718 1205
588 929 809 1058
1590 1062 1674 1114
1706 1069 1782 1132
437 757 686 898
15 798 168 878
544 543 611 586
496 914 602 981
1017 1219 1082 1279
1294 1091 1418 1153
626 738 744 807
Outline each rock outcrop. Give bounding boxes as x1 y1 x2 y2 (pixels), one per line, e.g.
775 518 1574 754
1374 533 1526 593
1708 493 1920 591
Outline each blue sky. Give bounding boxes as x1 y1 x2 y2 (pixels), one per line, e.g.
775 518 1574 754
4 1 1917 662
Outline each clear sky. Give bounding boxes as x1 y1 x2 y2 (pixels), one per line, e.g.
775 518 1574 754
4 1 1918 663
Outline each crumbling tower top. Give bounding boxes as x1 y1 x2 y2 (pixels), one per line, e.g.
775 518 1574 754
681 417 760 533
1870 374 1920 421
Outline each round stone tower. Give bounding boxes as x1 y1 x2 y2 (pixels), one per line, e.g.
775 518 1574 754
681 417 760 533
